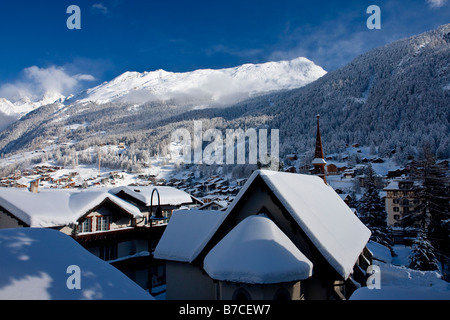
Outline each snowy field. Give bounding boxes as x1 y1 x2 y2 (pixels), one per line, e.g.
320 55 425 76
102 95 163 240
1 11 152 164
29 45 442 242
350 242 450 300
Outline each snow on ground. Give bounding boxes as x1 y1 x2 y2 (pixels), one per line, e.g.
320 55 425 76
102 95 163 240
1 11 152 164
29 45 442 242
351 243 450 300
326 146 403 176
350 260 450 300
0 228 153 300
367 241 392 263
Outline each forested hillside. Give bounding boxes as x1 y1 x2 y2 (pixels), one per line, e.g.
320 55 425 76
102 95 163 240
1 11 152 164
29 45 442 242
0 24 449 174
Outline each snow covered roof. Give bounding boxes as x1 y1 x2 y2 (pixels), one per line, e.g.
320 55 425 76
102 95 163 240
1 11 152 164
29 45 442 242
199 200 229 210
0 187 142 228
203 215 313 284
110 186 194 207
383 180 399 191
225 170 371 280
154 210 226 263
312 158 327 164
0 228 153 300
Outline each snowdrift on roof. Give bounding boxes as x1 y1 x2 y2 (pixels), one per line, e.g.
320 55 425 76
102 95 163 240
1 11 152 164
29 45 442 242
204 215 313 284
154 210 226 263
226 170 371 279
0 228 153 300
110 186 193 206
0 188 142 228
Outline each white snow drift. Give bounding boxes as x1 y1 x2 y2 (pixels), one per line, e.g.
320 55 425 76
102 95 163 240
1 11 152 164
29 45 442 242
203 214 313 284
0 228 153 300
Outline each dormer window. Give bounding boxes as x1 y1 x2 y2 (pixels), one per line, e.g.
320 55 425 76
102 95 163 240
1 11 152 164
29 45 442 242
77 218 92 233
97 216 110 232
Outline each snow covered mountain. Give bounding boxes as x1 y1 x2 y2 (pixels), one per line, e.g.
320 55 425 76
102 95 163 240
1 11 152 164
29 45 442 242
1 24 449 169
68 57 326 106
0 57 325 131
0 92 66 130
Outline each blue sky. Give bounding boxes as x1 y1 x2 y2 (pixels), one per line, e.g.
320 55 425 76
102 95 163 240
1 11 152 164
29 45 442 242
0 0 448 100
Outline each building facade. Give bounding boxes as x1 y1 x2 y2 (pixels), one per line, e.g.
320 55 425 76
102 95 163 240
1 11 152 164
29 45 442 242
384 179 424 228
155 170 372 300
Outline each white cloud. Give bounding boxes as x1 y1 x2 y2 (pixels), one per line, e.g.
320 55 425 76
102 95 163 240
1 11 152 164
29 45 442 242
427 0 447 8
74 74 97 82
92 3 108 15
0 66 96 102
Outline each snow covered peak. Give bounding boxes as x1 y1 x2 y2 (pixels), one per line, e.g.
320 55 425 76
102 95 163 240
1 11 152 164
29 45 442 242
75 57 326 105
0 91 66 130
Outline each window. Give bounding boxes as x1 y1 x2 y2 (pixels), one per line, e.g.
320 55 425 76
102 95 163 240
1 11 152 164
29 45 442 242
274 288 291 300
393 199 399 204
393 207 399 212
402 199 409 206
394 214 400 220
232 288 251 301
97 216 110 231
100 243 118 261
77 219 91 233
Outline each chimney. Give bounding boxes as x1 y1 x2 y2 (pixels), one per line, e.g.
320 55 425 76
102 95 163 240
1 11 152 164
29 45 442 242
29 179 40 193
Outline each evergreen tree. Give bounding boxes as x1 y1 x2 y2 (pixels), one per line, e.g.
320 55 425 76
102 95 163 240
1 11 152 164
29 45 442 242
408 148 450 257
358 164 392 248
409 232 440 271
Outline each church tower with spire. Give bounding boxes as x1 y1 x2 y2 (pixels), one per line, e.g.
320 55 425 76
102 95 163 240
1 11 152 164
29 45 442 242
312 115 327 183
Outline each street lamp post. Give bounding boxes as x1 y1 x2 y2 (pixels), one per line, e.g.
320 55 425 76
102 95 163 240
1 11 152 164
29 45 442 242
148 188 166 293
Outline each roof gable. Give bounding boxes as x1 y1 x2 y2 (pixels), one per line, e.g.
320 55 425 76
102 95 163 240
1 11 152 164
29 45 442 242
257 171 371 279
201 170 371 279
0 188 142 228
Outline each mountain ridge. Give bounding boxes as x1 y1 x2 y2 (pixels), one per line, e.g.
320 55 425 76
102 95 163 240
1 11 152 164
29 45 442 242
0 57 326 131
67 56 326 106
0 24 449 171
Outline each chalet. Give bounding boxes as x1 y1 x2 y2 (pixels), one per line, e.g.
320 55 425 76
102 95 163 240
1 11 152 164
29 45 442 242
199 200 229 211
0 185 172 291
326 163 338 175
283 166 297 173
342 169 355 179
155 170 372 300
110 185 202 224
387 168 408 179
338 193 353 206
0 186 142 233
0 186 149 260
286 153 298 161
298 164 312 174
358 174 384 189
338 166 348 173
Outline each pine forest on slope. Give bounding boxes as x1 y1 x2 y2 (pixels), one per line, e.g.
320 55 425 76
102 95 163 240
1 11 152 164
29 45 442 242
0 24 449 174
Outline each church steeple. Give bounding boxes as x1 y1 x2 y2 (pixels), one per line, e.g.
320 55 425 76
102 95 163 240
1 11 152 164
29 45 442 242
314 115 324 160
312 115 327 183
